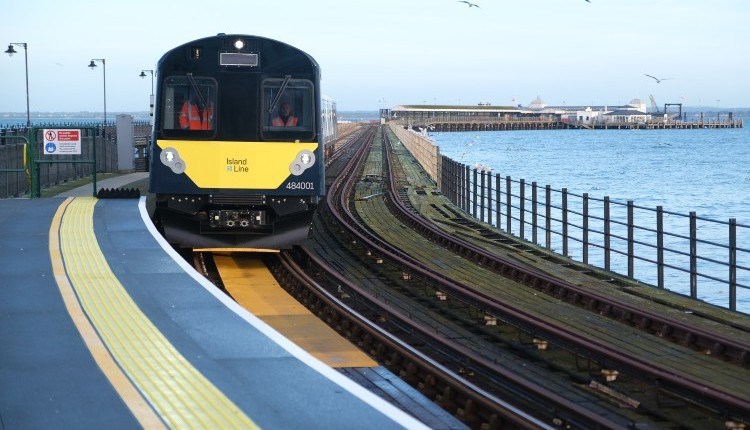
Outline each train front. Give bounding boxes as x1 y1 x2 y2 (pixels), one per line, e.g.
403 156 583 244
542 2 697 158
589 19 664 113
149 34 324 250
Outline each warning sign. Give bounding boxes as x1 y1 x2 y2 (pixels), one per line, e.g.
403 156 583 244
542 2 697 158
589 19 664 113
43 129 81 155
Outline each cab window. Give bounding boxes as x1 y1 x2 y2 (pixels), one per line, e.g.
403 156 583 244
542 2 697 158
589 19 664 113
162 76 217 137
261 78 314 139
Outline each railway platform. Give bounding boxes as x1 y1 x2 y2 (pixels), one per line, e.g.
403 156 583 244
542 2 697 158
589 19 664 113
0 196 429 429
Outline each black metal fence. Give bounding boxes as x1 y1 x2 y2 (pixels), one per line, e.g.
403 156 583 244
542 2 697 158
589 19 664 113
441 155 750 313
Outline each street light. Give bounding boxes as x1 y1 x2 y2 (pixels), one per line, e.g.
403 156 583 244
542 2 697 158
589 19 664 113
139 69 155 120
5 42 30 128
88 58 106 125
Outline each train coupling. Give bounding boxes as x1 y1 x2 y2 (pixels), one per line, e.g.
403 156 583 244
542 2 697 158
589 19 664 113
209 209 267 229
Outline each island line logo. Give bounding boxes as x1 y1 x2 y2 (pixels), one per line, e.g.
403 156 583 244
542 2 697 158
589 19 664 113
226 157 249 173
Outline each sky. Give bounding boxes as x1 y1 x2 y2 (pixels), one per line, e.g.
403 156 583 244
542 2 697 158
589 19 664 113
2 0 748 113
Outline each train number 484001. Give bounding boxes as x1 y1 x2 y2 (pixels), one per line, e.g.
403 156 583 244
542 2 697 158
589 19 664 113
285 181 315 190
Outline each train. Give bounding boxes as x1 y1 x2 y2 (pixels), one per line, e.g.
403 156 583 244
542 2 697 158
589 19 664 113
149 34 331 250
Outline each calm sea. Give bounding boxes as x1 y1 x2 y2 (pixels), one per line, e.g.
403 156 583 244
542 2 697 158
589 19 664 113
431 125 750 222
430 122 749 312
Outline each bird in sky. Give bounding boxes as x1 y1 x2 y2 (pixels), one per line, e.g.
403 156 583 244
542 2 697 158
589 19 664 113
458 1 480 8
644 74 673 83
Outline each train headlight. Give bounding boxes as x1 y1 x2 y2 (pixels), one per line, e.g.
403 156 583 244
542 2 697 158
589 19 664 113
289 150 316 176
159 147 186 174
234 39 244 50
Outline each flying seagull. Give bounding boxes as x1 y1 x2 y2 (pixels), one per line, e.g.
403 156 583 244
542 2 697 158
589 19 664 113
644 74 672 83
458 1 480 7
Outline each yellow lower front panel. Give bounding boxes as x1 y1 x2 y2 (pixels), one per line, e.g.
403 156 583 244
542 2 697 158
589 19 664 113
215 253 378 368
156 139 319 189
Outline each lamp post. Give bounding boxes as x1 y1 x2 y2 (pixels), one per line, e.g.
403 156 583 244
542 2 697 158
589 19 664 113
5 42 30 128
139 69 155 121
88 58 106 125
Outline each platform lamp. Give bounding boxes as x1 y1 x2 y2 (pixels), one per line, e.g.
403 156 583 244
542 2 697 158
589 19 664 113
5 42 30 128
88 58 107 125
139 69 155 122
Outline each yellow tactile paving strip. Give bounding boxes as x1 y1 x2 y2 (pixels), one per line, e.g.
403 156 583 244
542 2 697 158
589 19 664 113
214 253 378 368
52 197 259 430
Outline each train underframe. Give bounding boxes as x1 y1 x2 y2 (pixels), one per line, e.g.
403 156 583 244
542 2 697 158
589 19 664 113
154 193 318 250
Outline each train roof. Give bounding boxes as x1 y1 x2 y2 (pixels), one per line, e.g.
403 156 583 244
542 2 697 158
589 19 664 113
157 33 319 70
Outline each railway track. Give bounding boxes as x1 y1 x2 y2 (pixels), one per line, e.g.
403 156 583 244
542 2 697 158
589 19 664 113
190 124 749 429
310 126 637 427
302 124 750 429
381 130 750 368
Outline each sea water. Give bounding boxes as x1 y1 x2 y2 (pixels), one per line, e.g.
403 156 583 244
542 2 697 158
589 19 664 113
430 124 750 312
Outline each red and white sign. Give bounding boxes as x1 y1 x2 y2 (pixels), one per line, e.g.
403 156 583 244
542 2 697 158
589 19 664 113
43 129 81 155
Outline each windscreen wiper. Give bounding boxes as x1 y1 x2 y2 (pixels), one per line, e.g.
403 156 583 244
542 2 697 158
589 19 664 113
187 73 207 108
268 75 292 114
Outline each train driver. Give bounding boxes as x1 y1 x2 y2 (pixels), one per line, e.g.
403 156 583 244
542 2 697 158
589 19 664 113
272 101 298 126
179 95 214 130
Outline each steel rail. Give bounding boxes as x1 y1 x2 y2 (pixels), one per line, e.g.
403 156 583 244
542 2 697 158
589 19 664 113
328 125 750 420
321 126 635 428
277 249 564 430
287 245 624 429
381 128 750 366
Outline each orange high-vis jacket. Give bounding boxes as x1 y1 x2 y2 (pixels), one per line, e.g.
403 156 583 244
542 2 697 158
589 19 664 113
179 101 214 130
272 116 298 126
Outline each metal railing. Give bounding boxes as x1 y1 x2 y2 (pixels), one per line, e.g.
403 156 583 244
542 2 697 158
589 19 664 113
441 155 749 313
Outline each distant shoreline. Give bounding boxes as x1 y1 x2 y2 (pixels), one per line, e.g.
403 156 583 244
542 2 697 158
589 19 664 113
0 111 381 126
0 112 150 119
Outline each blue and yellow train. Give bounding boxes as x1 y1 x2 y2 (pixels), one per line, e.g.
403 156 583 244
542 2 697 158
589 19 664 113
149 34 329 250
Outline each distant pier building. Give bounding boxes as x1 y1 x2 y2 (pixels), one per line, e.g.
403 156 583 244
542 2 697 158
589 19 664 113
389 97 743 131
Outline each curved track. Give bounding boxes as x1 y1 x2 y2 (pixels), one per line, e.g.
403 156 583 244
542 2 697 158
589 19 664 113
304 124 750 429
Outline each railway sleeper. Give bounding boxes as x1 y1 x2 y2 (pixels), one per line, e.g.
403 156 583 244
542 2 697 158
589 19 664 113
411 203 746 367
417 374 439 399
456 399 481 429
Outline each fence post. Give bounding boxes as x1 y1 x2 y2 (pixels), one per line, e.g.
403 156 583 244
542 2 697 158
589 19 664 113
729 218 736 311
441 157 449 202
479 169 486 223
690 211 698 299
628 200 634 278
464 165 470 212
532 182 538 244
472 168 478 218
657 206 664 289
562 188 569 258
487 172 493 226
545 185 551 249
456 163 461 210
495 173 501 230
452 159 458 205
506 176 512 235
519 179 525 240
448 158 455 204
583 193 589 264
604 196 611 271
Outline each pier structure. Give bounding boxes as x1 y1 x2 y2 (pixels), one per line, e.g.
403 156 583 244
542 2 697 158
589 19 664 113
389 98 743 131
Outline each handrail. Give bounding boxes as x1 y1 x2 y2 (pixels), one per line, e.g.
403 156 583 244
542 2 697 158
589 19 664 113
441 156 749 313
